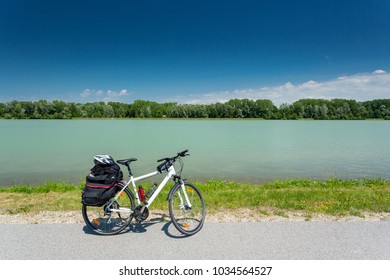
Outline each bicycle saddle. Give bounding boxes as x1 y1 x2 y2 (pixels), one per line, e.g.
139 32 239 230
117 158 137 165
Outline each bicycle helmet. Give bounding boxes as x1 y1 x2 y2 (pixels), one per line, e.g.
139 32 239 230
93 155 115 165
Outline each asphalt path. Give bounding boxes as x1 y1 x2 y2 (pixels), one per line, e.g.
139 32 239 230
0 221 389 260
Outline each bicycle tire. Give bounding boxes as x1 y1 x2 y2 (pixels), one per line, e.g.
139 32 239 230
82 184 135 235
168 182 205 236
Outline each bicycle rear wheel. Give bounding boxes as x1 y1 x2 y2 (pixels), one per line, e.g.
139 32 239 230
169 182 205 236
82 185 134 235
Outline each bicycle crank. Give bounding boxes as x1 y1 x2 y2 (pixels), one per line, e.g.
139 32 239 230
133 205 149 223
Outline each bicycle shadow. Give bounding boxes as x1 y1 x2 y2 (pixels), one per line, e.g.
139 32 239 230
82 212 192 239
130 212 192 239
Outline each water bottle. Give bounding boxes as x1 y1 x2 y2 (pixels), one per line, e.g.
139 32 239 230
146 183 158 199
138 186 145 202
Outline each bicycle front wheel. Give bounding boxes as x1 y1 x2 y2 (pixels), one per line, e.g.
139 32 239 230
169 182 205 236
82 185 134 235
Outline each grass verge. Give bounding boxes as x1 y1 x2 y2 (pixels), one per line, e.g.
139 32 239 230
0 179 389 217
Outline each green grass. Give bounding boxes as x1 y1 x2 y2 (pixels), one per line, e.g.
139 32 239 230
0 181 83 214
0 178 389 216
0 181 84 193
205 178 390 215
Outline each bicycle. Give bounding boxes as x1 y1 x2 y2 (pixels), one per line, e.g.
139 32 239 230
82 150 206 236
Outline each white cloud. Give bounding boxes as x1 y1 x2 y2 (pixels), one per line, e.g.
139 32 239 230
107 90 117 97
80 89 130 102
81 89 92 97
373 69 386 75
300 80 319 89
175 70 390 106
119 89 128 96
281 82 294 89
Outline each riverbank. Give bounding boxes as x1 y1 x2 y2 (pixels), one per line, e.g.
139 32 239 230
0 179 389 224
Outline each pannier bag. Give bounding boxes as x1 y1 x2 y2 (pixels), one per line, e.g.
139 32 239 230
82 183 118 207
82 155 123 206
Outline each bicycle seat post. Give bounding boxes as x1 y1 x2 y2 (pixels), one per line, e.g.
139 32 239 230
125 164 133 177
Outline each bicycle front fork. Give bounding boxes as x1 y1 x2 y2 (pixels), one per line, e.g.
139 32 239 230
179 181 193 210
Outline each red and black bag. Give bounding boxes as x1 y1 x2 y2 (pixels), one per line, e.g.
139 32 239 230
82 183 118 207
82 156 123 207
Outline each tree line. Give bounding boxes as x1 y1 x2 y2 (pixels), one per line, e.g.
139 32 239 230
0 98 389 120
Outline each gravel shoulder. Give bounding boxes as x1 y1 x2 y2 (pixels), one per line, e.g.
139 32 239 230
1 209 389 224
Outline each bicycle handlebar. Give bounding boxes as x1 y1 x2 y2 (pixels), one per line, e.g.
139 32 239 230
177 149 189 157
157 149 189 162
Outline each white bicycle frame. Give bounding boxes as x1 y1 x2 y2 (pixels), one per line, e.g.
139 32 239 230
107 164 192 214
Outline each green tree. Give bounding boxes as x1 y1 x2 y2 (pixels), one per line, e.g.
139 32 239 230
0 103 5 117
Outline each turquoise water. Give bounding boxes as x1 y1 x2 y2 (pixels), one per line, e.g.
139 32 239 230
1 119 389 186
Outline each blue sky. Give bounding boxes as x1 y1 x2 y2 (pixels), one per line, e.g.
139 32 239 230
0 0 389 105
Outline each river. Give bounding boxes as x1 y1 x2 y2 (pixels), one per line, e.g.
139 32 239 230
1 119 389 186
